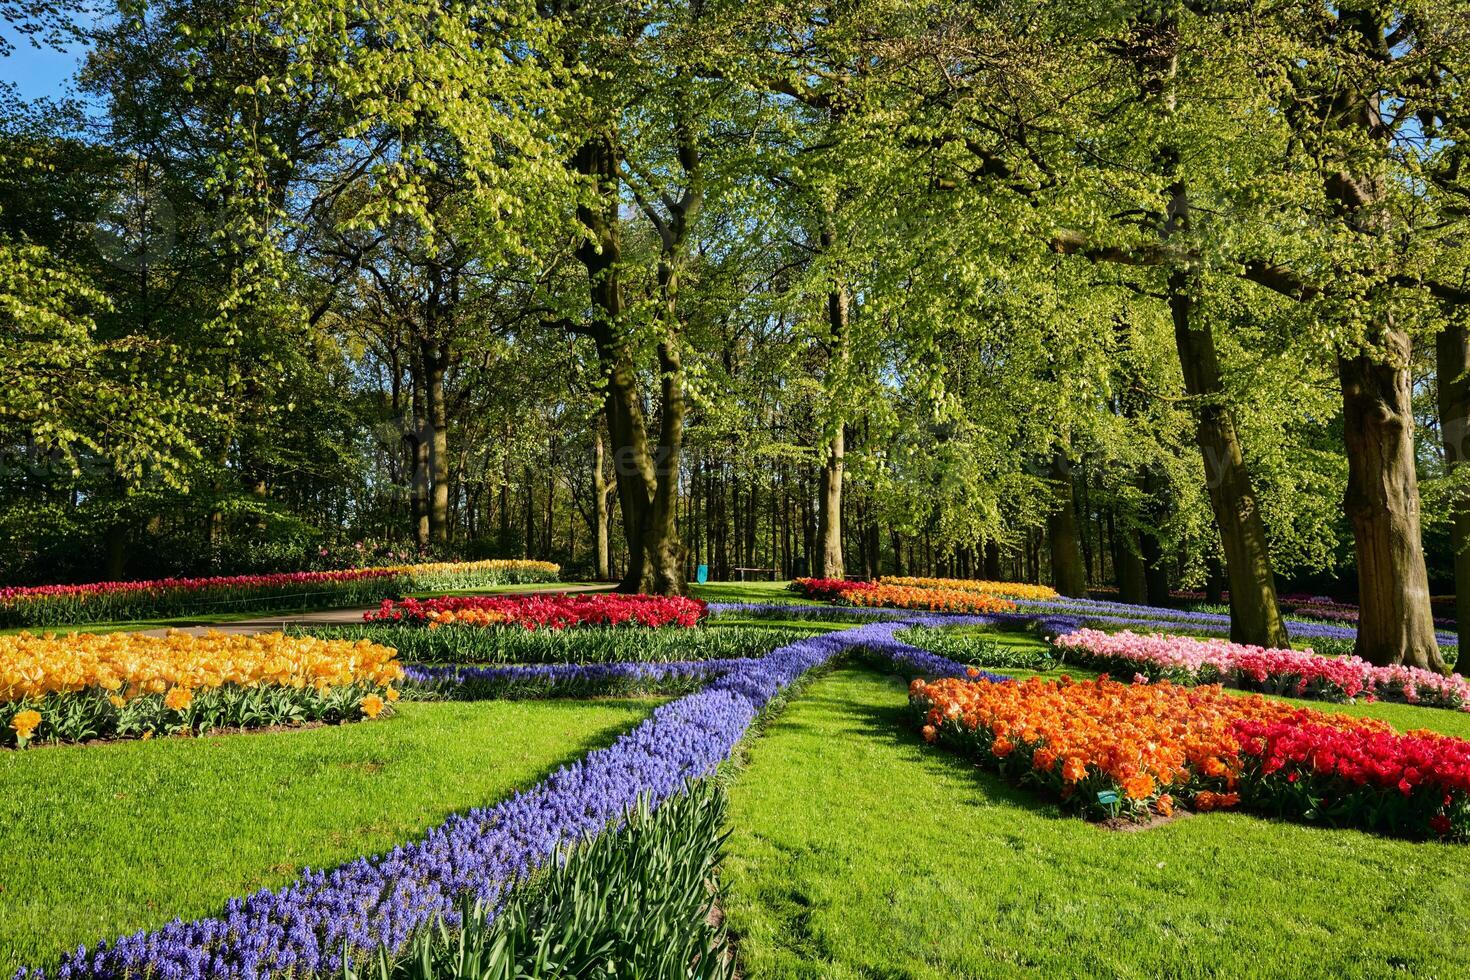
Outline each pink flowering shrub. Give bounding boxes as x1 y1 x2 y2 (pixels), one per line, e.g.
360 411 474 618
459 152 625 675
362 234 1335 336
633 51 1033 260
1053 628 1470 712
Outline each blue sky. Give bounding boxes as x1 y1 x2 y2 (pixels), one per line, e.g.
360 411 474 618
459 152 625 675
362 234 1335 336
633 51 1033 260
3 39 89 102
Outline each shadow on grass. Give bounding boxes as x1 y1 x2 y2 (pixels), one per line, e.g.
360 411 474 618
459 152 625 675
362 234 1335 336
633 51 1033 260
795 671 1068 820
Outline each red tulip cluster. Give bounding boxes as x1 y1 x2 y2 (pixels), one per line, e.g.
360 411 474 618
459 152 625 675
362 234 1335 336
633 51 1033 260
365 593 708 630
1232 717 1470 837
789 578 877 602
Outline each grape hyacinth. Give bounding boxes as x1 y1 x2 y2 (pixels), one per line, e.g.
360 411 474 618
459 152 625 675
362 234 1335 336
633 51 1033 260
400 659 747 698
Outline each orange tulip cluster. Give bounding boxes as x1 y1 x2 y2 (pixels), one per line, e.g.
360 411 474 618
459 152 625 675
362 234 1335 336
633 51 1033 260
910 674 1378 818
426 608 512 629
845 583 1018 615
881 576 1059 602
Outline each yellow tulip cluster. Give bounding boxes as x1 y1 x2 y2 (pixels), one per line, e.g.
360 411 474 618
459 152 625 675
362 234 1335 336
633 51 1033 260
880 576 1059 602
0 630 403 705
391 558 560 579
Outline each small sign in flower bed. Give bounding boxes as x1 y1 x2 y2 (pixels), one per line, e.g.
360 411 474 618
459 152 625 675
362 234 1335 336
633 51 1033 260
910 674 1470 839
1054 628 1470 711
0 559 560 627
1 630 402 747
365 592 707 630
790 578 1019 614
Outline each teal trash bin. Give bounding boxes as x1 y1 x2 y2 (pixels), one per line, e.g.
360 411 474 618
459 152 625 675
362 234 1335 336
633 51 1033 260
696 564 708 584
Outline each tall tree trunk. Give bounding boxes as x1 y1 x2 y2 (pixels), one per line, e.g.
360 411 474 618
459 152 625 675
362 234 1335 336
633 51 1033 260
410 380 430 550
1134 13 1285 644
1437 321 1470 665
816 268 849 580
983 539 1000 580
1046 449 1088 597
1340 334 1445 669
1139 531 1172 608
593 425 613 581
1114 524 1149 605
522 466 535 559
1169 273 1287 644
574 132 694 595
422 340 450 546
817 423 845 579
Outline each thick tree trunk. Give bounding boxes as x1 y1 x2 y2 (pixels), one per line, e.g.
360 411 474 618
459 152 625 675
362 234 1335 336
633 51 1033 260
1340 331 1445 670
1046 450 1088 597
1437 322 1470 665
1169 272 1288 646
574 134 689 595
1314 9 1441 670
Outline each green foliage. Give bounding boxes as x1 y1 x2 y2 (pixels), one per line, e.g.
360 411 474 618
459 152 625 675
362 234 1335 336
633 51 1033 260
2 681 391 748
895 625 1060 672
298 623 818 665
347 781 732 980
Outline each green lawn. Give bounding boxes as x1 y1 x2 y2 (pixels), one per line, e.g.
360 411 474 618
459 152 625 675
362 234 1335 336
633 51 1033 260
690 580 815 605
722 667 1470 979
0 697 660 973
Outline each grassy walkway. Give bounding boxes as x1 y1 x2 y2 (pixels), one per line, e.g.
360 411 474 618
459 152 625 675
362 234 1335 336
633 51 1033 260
0 697 660 973
723 667 1470 979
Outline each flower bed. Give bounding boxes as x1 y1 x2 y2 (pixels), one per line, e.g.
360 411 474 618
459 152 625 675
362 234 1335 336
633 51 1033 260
1053 629 1470 711
401 659 745 700
790 578 1017 615
881 576 1059 601
301 622 814 665
845 583 1018 615
1 631 402 747
21 619 983 979
0 559 560 627
1008 594 1457 652
910 674 1470 838
787 577 876 602
365 593 707 630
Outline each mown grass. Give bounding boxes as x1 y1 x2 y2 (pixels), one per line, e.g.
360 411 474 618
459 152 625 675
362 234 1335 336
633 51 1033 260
689 580 814 605
0 698 661 974
723 668 1470 979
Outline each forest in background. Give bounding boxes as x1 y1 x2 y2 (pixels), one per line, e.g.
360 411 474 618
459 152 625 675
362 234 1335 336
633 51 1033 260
1 0 1468 668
